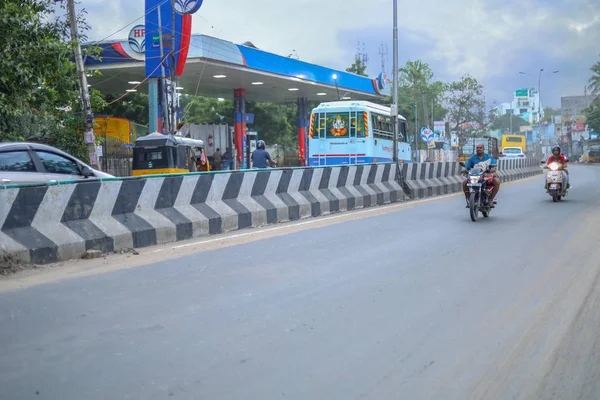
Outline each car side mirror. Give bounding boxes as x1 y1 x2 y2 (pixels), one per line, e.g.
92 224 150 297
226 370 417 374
81 166 93 178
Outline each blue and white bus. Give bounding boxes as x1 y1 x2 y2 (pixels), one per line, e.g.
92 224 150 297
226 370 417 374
308 100 411 166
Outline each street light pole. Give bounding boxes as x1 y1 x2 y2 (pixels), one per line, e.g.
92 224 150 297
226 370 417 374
67 0 99 169
332 74 340 100
538 68 543 126
413 104 418 163
391 0 399 163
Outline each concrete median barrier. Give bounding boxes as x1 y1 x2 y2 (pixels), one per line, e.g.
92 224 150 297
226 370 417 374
0 159 541 266
401 157 542 199
0 164 405 265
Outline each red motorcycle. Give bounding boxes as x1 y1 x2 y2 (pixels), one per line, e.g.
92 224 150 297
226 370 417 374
459 159 496 222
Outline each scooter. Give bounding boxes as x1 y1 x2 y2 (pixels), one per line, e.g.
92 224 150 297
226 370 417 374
541 160 568 202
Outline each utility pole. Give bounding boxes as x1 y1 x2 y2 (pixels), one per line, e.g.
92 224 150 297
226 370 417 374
67 0 100 169
391 0 399 163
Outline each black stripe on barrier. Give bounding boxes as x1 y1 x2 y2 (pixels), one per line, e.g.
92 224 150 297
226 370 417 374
222 172 252 230
276 169 300 220
112 179 156 249
353 165 372 208
2 186 57 264
336 166 355 210
155 176 193 242
318 167 340 213
367 164 385 205
62 181 114 253
190 174 222 235
298 168 320 217
381 164 398 203
251 170 278 224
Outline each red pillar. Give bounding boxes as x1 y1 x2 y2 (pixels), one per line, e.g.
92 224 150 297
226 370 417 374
234 88 246 168
297 97 308 166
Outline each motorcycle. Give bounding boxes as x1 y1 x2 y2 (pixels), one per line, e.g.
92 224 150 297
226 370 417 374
541 160 568 202
459 159 496 222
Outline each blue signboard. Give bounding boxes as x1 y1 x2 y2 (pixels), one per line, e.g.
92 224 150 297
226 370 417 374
144 0 183 78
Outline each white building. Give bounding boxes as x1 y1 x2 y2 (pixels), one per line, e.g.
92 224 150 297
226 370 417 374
495 87 543 124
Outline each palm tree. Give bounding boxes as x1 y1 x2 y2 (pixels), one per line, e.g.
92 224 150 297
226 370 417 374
588 58 600 100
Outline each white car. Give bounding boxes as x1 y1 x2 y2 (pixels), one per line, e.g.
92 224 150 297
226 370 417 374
500 147 525 159
0 142 113 185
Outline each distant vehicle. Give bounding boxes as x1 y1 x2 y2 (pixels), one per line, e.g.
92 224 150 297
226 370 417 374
308 100 411 166
500 147 525 159
131 132 208 176
0 142 113 185
501 134 526 153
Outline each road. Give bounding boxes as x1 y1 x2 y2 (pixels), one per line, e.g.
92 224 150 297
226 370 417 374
1 165 600 400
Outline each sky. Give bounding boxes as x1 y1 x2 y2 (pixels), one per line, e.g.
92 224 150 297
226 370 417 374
80 0 600 109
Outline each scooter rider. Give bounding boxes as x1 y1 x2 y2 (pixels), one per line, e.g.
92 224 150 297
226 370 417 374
546 145 570 189
462 143 500 208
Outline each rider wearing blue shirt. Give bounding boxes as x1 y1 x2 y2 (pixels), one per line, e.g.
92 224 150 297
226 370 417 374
251 140 274 169
462 144 500 207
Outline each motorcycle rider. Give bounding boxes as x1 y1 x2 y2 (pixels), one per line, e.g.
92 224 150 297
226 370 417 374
545 145 570 189
462 144 500 208
251 140 276 169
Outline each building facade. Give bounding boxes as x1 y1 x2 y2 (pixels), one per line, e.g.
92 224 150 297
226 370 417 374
495 88 543 124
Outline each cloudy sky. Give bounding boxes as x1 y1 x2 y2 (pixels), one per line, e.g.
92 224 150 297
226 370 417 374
81 0 599 108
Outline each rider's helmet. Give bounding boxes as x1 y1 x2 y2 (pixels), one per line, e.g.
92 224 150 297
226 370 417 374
552 146 561 156
257 140 266 150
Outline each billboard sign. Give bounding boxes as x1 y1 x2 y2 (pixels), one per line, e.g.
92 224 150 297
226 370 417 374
515 89 528 98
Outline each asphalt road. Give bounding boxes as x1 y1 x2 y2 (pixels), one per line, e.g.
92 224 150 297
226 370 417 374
2 165 600 400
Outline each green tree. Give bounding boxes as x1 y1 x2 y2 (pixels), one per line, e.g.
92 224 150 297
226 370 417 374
491 113 530 133
346 57 368 77
0 0 99 161
588 57 600 99
542 106 561 123
444 75 486 139
398 60 447 132
247 102 297 149
586 103 600 133
183 96 234 125
103 92 149 125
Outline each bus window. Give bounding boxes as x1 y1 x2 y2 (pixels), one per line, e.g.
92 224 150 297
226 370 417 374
357 112 367 138
372 113 393 139
326 112 350 138
399 121 407 140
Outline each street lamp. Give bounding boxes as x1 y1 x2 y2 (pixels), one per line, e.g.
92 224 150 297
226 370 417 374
519 69 559 124
332 74 340 100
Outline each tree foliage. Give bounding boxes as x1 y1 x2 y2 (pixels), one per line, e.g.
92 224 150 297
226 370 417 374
586 103 600 133
346 57 368 77
182 96 299 150
444 75 486 137
588 57 600 99
542 106 561 123
490 112 530 133
103 92 149 125
0 0 100 161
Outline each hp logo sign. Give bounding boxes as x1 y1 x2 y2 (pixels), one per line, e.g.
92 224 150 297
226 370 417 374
128 25 145 53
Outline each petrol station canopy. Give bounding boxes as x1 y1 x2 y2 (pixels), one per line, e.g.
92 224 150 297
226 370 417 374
84 34 392 103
